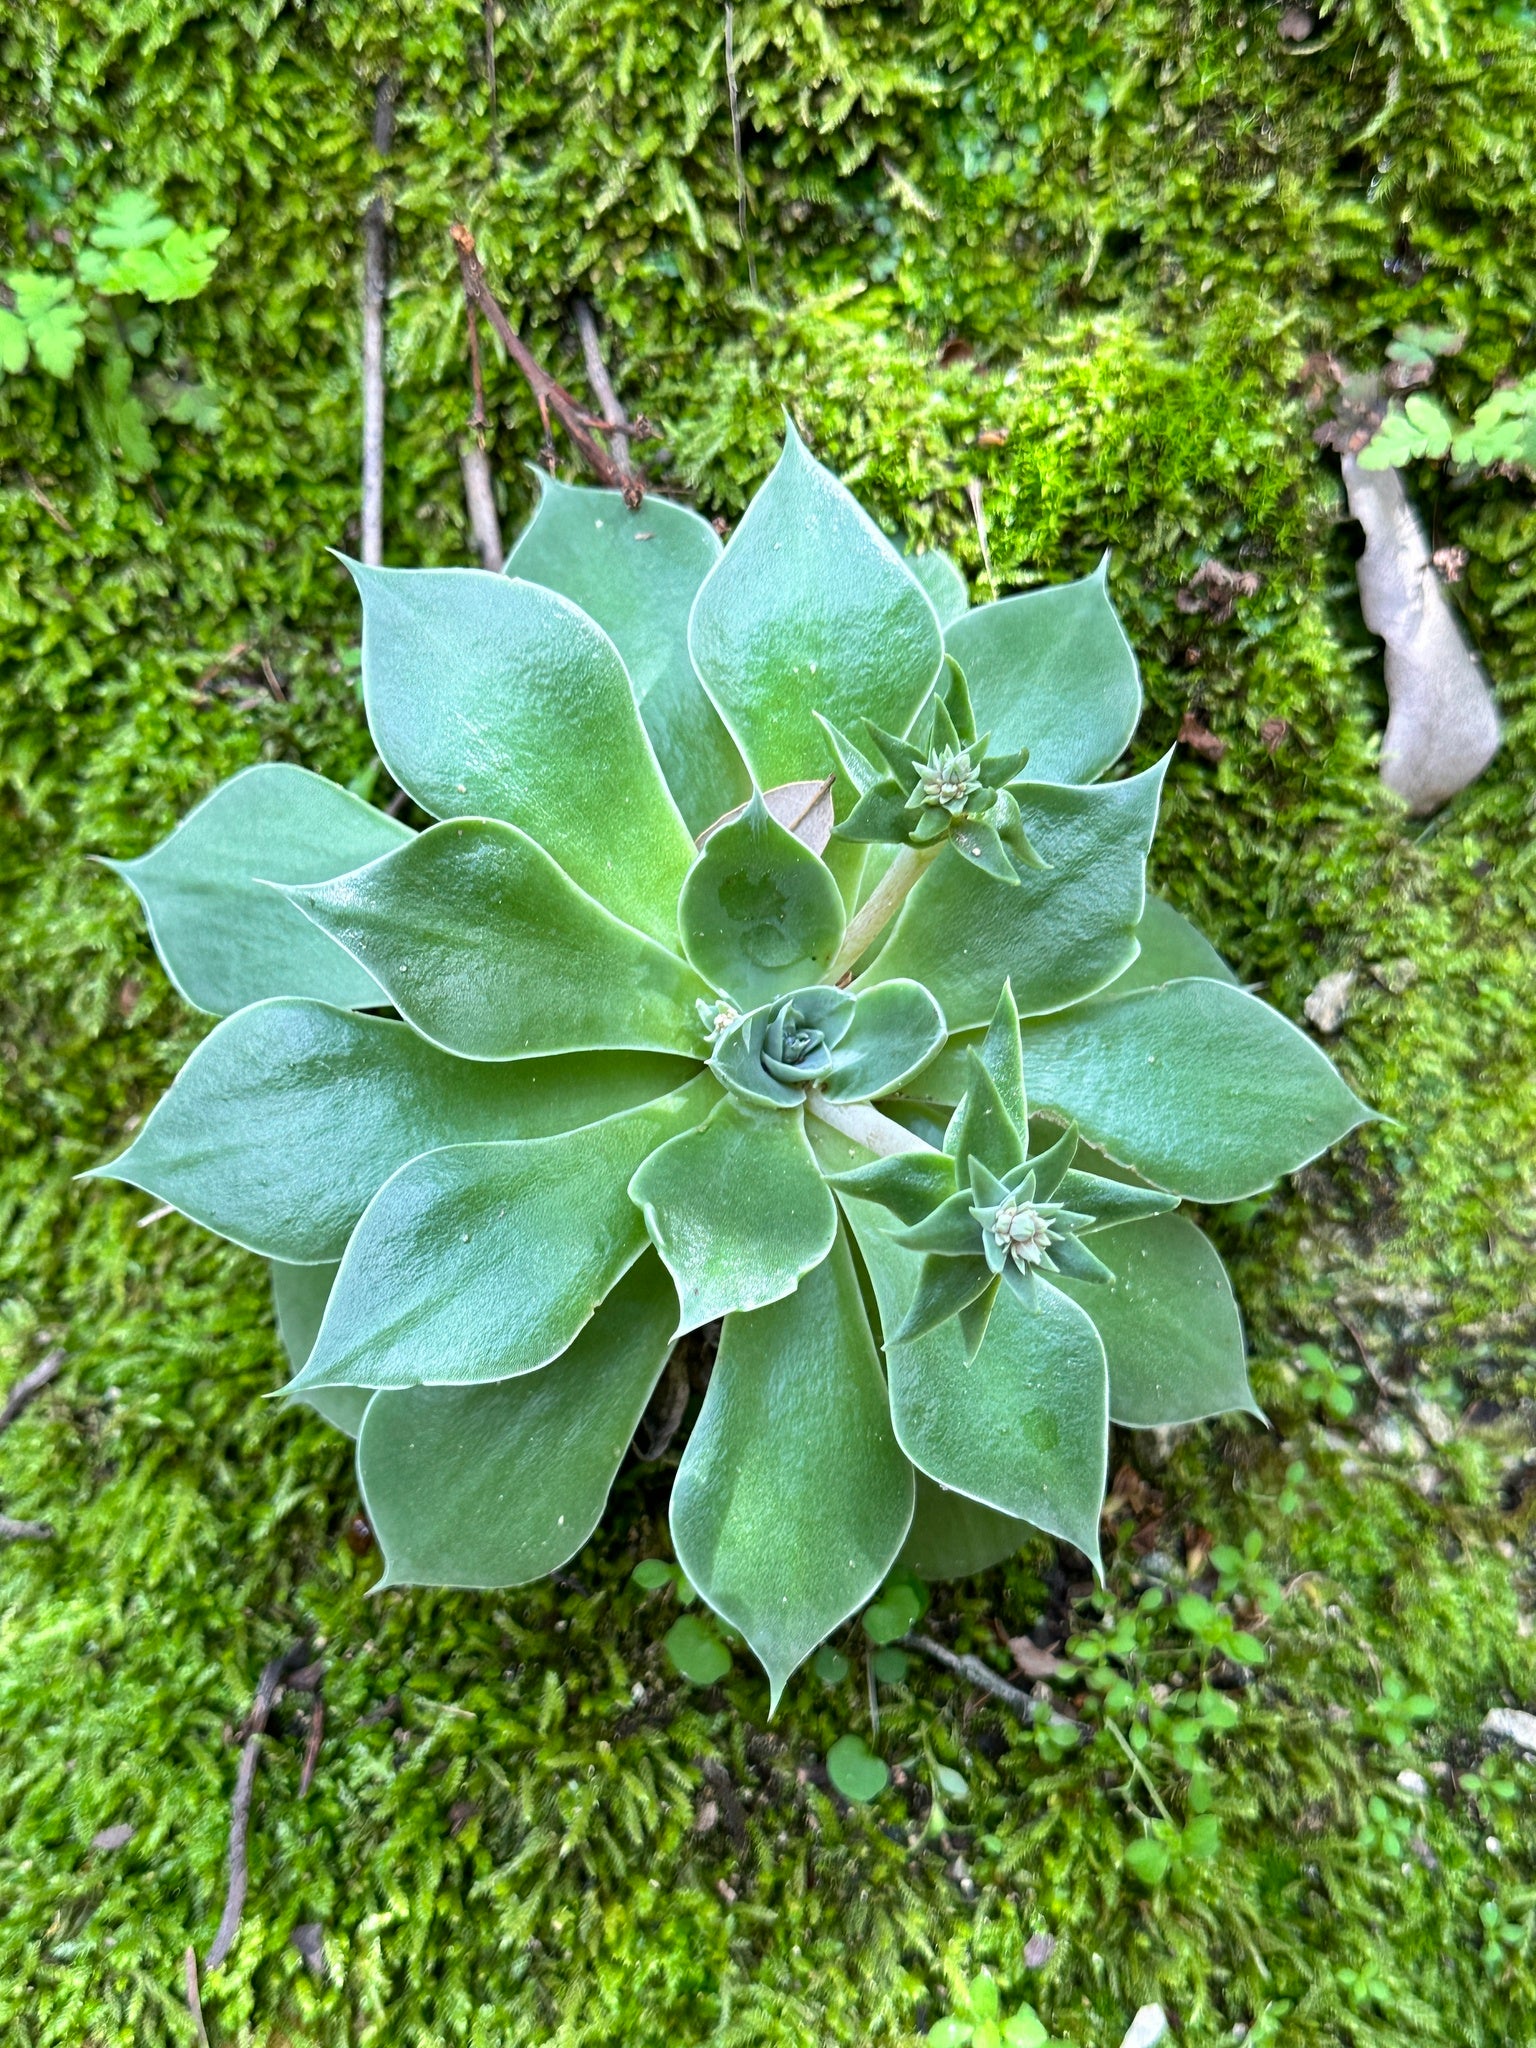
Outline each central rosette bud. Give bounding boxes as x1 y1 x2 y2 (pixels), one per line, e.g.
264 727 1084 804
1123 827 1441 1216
915 743 982 815
988 1197 1058 1269
761 997 834 1084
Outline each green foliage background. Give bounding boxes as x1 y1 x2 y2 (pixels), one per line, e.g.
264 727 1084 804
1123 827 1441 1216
3 2 1535 2041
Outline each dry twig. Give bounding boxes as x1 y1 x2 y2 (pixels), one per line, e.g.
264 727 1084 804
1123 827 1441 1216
205 1640 314 1971
900 1632 1037 1717
449 223 649 506
0 1348 63 1437
0 1515 54 1543
573 298 634 483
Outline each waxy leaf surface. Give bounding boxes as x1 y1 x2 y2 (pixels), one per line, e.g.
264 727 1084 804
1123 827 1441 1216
350 562 692 940
103 763 409 1015
678 793 845 1007
1051 1211 1258 1427
943 558 1140 785
505 476 747 835
289 1077 713 1392
904 547 970 628
845 1197 1106 1568
272 1259 371 1436
88 1000 693 1263
860 759 1165 1029
630 1093 836 1332
899 1472 1034 1581
281 820 710 1061
670 1226 914 1708
688 425 942 789
1018 978 1375 1201
1106 894 1240 995
359 1254 678 1587
819 979 947 1101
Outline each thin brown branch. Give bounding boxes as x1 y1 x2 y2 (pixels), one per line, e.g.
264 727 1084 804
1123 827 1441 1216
0 1348 63 1438
185 1947 210 2048
573 299 634 483
299 1694 325 1798
459 441 504 569
901 1633 1037 1718
205 1640 313 1971
450 223 646 508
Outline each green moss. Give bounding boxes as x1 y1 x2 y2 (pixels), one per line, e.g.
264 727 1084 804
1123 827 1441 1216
2 2 1535 2042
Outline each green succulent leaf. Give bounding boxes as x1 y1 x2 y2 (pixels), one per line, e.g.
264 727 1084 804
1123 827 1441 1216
504 475 748 836
890 1188 982 1257
280 818 710 1061
823 1149 956 1225
271 1259 371 1436
891 1250 997 1343
1051 1211 1259 1427
904 546 970 627
1106 894 1240 994
835 777 916 845
846 1198 1107 1569
859 759 1166 1027
1017 978 1377 1201
812 712 884 799
1052 1164 1177 1231
678 791 846 1006
87 1000 691 1263
944 1049 1026 1179
629 1093 837 1332
688 423 943 790
359 1253 678 1588
899 1471 1032 1581
288 1075 714 1393
101 764 411 1016
943 556 1141 785
818 979 947 1102
349 562 693 942
669 1225 915 1710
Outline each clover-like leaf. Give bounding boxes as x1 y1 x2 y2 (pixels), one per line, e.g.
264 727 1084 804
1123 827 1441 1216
100 763 411 1016
505 475 748 835
1017 978 1377 1201
1050 1210 1259 1427
825 1733 891 1802
943 556 1140 785
688 422 943 791
87 1000 692 1263
678 790 845 1006
288 1075 715 1393
629 1093 837 1332
843 1194 1106 1569
669 1225 914 1710
359 1253 679 1587
350 563 693 942
858 759 1166 1027
280 818 711 1061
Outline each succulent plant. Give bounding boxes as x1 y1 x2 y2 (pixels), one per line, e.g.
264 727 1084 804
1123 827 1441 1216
92 424 1374 1704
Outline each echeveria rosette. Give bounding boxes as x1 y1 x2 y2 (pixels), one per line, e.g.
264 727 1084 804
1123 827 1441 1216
86 422 1378 1706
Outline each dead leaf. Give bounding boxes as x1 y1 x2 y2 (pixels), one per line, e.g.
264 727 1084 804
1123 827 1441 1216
1178 710 1227 761
1175 558 1261 623
1303 969 1355 1035
1005 1636 1063 1680
1260 718 1289 753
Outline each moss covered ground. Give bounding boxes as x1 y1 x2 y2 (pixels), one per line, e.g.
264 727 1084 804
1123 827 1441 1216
3 2 1535 2041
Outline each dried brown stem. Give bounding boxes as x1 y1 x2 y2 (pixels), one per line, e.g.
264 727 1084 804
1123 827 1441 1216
205 1640 313 1971
900 1633 1037 1718
450 223 646 507
0 1348 63 1437
0 1516 54 1543
573 299 634 483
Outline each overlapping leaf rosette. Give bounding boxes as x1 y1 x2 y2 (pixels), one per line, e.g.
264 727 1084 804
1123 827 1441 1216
94 427 1373 1703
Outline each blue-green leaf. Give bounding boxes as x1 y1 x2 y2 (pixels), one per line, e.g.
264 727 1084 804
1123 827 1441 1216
820 979 947 1102
101 764 410 1016
349 562 693 942
359 1254 679 1587
280 819 710 1061
1104 894 1240 995
86 999 694 1263
288 1076 714 1392
504 475 748 835
943 557 1140 785
688 423 943 790
678 791 845 1006
670 1225 914 1708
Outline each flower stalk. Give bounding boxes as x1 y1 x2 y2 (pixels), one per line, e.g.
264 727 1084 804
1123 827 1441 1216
826 843 942 983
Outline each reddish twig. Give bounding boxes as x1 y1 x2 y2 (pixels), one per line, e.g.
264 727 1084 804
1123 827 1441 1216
205 1640 313 1971
0 1348 63 1438
449 223 647 507
185 1946 210 2048
300 1694 325 1798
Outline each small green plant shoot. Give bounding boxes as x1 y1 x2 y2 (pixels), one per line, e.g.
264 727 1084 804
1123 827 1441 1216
91 425 1374 1703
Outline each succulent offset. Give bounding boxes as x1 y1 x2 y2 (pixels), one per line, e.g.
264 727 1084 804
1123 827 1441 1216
92 425 1375 1704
